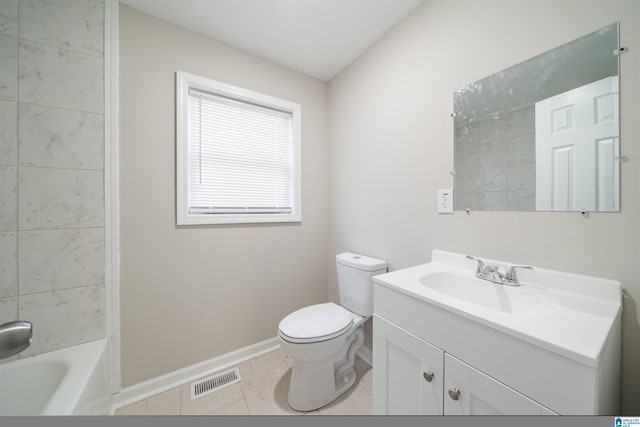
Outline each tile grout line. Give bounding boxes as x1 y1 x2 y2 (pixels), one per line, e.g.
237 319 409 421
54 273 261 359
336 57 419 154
18 98 105 116
18 33 104 60
15 0 21 320
237 357 254 415
236 367 250 416
16 164 105 173
17 281 105 298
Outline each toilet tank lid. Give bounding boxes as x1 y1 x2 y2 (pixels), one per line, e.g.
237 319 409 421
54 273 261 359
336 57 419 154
336 252 387 272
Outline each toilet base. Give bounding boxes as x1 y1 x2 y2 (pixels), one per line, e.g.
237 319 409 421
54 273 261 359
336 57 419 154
288 361 357 411
286 327 364 411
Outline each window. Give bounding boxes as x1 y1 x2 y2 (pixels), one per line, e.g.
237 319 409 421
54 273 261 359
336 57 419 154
176 71 301 225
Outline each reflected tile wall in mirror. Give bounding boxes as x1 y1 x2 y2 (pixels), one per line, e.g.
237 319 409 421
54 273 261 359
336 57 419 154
454 105 536 211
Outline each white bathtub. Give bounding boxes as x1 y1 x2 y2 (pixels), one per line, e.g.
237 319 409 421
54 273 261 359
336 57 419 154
0 338 112 415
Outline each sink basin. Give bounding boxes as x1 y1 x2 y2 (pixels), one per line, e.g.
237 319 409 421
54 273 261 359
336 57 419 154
418 271 557 315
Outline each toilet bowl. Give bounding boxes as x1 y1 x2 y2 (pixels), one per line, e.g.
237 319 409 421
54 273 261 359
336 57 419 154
279 302 366 411
278 252 387 411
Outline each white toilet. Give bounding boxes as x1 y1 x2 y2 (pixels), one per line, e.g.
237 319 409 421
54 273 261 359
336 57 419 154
278 252 387 411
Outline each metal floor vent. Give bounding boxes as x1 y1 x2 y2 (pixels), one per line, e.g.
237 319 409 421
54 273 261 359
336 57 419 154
190 367 241 400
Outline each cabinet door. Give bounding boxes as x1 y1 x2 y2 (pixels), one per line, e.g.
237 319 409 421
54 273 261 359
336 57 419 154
372 315 444 415
444 354 555 415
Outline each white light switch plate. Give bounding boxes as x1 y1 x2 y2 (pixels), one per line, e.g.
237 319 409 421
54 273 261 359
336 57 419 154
437 189 453 213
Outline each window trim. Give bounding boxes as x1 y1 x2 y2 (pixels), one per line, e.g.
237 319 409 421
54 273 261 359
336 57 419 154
176 71 302 225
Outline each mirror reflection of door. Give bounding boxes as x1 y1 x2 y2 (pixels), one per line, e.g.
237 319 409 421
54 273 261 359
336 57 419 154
535 76 619 211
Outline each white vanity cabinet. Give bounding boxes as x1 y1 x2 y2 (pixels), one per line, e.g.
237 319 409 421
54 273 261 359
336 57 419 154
371 250 622 416
373 315 555 415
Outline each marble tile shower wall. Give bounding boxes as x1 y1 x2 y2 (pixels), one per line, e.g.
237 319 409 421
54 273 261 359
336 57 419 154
0 0 105 361
454 105 536 211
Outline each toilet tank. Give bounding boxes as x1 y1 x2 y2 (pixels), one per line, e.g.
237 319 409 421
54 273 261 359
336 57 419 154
336 252 387 316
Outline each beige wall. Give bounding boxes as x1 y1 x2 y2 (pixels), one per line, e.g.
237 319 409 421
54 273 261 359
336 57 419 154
328 0 640 414
120 0 640 411
119 6 329 386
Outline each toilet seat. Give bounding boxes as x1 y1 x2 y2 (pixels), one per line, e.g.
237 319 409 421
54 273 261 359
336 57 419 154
279 303 354 344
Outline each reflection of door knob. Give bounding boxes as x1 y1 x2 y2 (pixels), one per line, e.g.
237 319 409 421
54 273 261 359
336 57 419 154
448 388 461 401
423 371 434 382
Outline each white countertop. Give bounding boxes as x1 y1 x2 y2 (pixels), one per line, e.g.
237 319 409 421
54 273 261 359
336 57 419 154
372 250 623 367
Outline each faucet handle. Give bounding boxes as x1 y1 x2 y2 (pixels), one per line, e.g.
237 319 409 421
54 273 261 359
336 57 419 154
465 255 485 275
505 265 533 282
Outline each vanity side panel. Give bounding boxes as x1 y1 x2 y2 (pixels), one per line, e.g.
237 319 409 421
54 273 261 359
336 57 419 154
374 283 598 414
596 312 621 414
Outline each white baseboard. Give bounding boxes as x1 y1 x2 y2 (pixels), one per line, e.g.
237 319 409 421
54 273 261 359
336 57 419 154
110 337 280 413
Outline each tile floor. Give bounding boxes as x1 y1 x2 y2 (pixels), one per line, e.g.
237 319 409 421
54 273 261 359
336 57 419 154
115 348 372 416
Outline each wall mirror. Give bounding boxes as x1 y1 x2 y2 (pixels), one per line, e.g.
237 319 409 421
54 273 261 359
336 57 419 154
453 23 620 212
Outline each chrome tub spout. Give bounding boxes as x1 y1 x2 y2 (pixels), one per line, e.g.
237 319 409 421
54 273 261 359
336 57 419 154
0 321 33 359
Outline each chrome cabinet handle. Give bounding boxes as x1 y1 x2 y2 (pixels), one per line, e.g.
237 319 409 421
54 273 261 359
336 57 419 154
423 371 434 382
448 388 461 401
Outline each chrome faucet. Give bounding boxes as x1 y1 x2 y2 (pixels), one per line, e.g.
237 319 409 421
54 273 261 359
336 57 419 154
0 320 33 359
466 255 532 286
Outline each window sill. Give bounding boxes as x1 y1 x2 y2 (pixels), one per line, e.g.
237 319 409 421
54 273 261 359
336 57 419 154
176 212 302 226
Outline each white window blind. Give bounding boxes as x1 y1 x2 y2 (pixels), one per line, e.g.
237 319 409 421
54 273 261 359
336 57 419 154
187 88 294 215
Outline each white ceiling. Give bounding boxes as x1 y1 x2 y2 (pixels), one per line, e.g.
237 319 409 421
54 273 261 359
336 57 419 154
120 0 425 81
